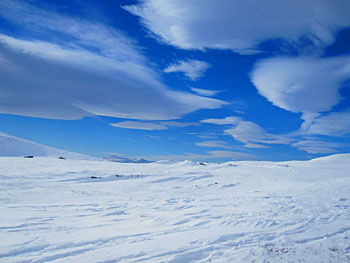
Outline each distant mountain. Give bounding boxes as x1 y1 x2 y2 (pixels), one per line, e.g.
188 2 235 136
103 155 152 163
0 132 98 160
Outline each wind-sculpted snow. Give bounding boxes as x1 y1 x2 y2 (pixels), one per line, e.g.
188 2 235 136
1 155 350 262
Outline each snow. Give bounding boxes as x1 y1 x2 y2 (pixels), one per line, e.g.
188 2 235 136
1 154 350 262
0 132 98 160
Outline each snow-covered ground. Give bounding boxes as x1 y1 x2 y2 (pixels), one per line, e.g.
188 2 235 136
1 155 350 262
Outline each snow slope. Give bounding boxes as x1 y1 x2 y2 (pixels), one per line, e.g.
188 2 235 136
1 154 350 262
0 132 97 160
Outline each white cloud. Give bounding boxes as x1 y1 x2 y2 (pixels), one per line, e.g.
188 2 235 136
225 121 291 146
0 0 225 120
159 121 200 127
202 116 291 147
302 111 350 136
251 56 350 114
111 121 167 130
124 0 350 53
111 120 200 130
244 143 269 149
190 87 221 97
202 113 350 153
201 116 242 125
292 140 342 154
195 141 230 149
164 59 210 81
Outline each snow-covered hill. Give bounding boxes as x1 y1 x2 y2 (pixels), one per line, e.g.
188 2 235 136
0 132 97 160
1 154 350 262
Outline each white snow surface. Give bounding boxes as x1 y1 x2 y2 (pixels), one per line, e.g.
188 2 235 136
1 154 350 262
0 132 98 160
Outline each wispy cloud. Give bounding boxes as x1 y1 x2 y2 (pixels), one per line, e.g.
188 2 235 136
301 111 350 137
224 121 291 146
111 120 200 130
159 121 200 128
124 0 350 53
202 116 291 148
195 140 230 149
201 116 242 125
111 121 167 130
0 0 225 120
244 143 269 149
291 140 343 154
164 59 210 81
190 87 221 97
201 114 350 154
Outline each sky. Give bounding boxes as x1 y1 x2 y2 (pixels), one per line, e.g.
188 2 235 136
0 0 349 162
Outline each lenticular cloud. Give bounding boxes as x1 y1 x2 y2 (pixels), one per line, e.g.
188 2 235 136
251 56 350 114
0 0 225 120
124 0 350 53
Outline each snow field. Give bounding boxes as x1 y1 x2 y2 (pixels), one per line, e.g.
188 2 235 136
1 155 350 262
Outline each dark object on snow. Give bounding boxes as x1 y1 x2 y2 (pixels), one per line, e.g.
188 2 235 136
58 156 66 160
90 176 102 179
199 162 206 166
24 155 34 158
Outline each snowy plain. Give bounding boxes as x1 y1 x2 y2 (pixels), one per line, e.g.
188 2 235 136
1 154 350 263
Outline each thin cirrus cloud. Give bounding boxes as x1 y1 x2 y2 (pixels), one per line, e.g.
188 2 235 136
291 140 342 154
159 121 200 128
163 59 210 81
124 0 350 53
195 141 230 149
111 121 200 130
0 0 225 121
110 121 168 131
190 87 221 97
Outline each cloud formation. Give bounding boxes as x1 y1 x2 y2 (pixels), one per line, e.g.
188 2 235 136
291 140 341 154
195 141 230 149
251 56 350 114
202 116 291 148
202 113 350 154
201 116 241 125
124 0 350 53
111 120 200 130
110 121 167 130
164 59 210 81
190 88 221 97
0 0 225 120
302 111 350 136
159 121 200 128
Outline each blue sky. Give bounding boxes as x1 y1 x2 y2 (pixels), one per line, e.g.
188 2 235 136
0 0 349 162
